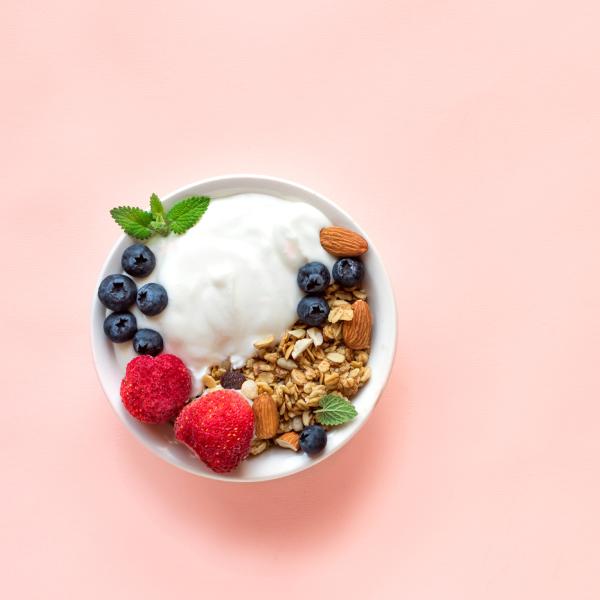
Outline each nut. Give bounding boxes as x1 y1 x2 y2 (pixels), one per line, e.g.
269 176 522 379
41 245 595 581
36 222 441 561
249 438 268 456
253 393 280 439
241 379 258 400
306 327 323 346
292 338 313 359
275 431 300 451
320 226 368 257
254 335 275 349
202 374 217 388
276 357 298 370
343 299 372 349
326 352 346 364
289 328 306 338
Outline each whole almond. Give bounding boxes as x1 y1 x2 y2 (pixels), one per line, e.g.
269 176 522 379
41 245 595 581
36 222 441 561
343 300 372 349
252 393 279 439
274 431 300 451
320 226 368 257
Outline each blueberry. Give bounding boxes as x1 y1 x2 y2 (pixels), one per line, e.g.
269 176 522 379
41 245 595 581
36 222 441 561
332 257 364 288
121 244 156 278
297 296 330 326
103 312 137 343
133 328 164 356
300 425 327 455
136 283 168 316
297 262 330 294
98 274 137 311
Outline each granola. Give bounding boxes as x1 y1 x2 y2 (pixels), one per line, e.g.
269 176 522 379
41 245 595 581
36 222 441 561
204 283 372 456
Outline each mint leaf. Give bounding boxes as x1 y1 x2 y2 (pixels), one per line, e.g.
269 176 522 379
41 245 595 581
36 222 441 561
148 193 169 236
149 193 166 220
110 206 153 239
167 196 210 235
314 394 358 426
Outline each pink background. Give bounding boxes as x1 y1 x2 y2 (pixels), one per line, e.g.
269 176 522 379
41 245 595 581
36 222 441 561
2 1 600 598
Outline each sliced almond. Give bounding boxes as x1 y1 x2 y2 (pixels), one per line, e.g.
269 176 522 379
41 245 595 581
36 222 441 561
254 335 275 349
306 327 324 347
275 431 300 451
326 351 346 364
291 337 313 359
289 328 306 339
276 357 298 370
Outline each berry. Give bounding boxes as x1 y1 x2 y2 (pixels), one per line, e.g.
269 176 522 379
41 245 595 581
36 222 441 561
332 257 364 288
103 311 137 343
136 283 168 316
300 425 327 455
121 354 191 424
297 262 330 294
133 328 164 356
97 274 137 311
174 390 254 473
297 296 330 326
221 369 246 390
121 244 156 278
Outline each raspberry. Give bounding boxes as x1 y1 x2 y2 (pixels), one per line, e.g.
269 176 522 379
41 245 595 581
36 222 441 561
120 354 191 424
174 390 254 473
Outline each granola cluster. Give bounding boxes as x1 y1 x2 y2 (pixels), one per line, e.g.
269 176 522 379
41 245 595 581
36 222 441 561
201 282 371 456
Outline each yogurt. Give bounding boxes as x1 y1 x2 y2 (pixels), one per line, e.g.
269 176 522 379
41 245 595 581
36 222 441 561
115 193 333 392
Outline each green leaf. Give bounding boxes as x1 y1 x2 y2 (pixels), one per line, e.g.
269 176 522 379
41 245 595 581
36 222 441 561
314 394 358 426
110 206 153 239
167 196 211 235
149 193 165 219
148 194 169 235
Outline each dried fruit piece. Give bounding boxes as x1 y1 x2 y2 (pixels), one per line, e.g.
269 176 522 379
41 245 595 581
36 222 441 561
342 299 372 349
121 354 191 424
174 390 254 473
320 226 368 257
275 431 300 451
253 393 280 439
221 369 246 389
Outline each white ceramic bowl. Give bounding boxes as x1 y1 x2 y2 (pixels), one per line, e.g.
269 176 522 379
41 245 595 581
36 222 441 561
91 175 396 482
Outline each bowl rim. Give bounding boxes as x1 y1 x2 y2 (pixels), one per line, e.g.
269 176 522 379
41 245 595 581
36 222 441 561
91 173 397 482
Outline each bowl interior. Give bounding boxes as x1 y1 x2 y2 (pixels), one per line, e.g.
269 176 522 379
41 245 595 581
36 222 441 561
91 175 396 482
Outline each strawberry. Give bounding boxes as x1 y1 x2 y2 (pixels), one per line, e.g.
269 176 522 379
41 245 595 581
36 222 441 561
121 354 191 424
174 390 254 473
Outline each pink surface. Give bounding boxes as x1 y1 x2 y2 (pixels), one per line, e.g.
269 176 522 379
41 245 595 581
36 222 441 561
2 1 600 598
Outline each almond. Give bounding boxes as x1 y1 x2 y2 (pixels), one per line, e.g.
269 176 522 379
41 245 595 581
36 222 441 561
252 393 279 439
274 431 300 451
320 226 368 257
343 299 372 349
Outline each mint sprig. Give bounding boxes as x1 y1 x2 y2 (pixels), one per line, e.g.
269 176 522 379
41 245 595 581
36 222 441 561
110 206 154 240
314 394 358 426
110 194 211 239
167 196 210 235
